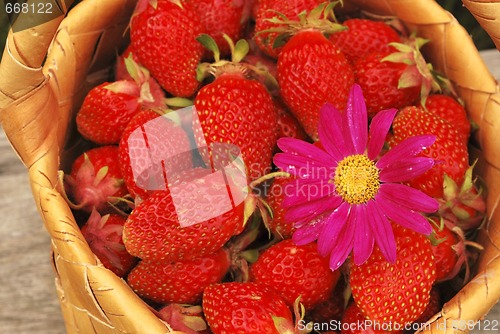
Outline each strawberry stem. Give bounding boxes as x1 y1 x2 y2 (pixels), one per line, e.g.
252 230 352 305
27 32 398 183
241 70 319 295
249 171 291 189
57 170 86 211
258 1 346 49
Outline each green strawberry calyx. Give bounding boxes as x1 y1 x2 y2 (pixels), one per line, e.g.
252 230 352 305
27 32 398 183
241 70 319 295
382 35 455 106
157 304 207 334
244 171 292 233
60 154 125 212
225 217 262 282
196 33 249 79
124 54 168 108
271 296 312 333
196 34 278 90
439 162 486 230
83 209 127 271
258 1 346 49
104 80 140 96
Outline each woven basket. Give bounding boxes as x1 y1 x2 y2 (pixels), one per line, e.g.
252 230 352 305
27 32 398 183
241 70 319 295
0 0 499 333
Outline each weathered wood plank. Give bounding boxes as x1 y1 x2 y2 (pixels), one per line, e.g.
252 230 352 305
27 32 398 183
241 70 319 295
0 128 66 334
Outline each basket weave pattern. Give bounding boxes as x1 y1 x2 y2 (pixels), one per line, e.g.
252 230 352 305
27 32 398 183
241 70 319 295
0 0 499 333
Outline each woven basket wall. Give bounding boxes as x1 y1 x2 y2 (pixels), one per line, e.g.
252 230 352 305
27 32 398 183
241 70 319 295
0 0 499 333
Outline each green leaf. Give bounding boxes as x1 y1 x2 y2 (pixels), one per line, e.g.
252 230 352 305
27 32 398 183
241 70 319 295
265 15 289 25
388 41 414 53
139 81 155 103
196 33 220 62
443 173 459 200
273 33 290 49
415 37 430 49
232 39 250 63
183 316 207 332
124 54 150 84
272 316 295 334
165 97 193 108
169 0 182 9
95 166 109 186
243 195 258 227
196 62 211 82
104 80 138 95
398 66 421 89
308 2 327 21
240 249 260 264
382 52 414 65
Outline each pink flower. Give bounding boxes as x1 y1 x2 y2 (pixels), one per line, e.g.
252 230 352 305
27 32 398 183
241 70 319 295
273 84 439 270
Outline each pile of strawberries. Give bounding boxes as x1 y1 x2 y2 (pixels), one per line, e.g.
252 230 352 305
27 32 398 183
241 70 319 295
62 0 487 333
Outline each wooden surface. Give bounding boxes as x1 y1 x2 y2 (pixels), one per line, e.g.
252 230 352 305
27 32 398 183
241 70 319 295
0 129 66 333
1 52 500 334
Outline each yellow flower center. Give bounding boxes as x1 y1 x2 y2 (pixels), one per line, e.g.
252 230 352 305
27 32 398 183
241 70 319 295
333 154 380 205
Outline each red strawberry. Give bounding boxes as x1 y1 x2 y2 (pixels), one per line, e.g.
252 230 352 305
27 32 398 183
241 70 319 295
429 217 483 283
114 47 166 109
438 165 486 230
350 224 436 327
76 81 142 144
81 209 137 277
118 109 193 200
241 0 257 22
390 106 469 198
307 278 346 325
277 29 355 140
329 18 402 64
243 39 280 96
353 51 421 116
423 94 470 144
127 247 230 304
130 0 205 97
202 282 296 334
408 287 442 331
122 167 245 263
194 37 278 181
429 218 459 281
265 176 298 238
188 0 247 58
245 38 279 78
275 99 309 141
65 145 128 213
250 0 260 20
253 0 325 58
250 239 339 309
341 302 402 334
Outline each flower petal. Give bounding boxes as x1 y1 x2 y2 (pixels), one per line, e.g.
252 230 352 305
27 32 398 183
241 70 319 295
316 202 350 257
328 208 356 271
379 157 435 182
274 153 335 178
366 200 396 263
352 204 375 266
292 216 328 245
376 135 436 169
344 84 368 154
376 195 433 235
276 137 337 169
282 178 337 207
284 193 342 225
318 103 349 160
378 183 439 213
367 108 398 160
